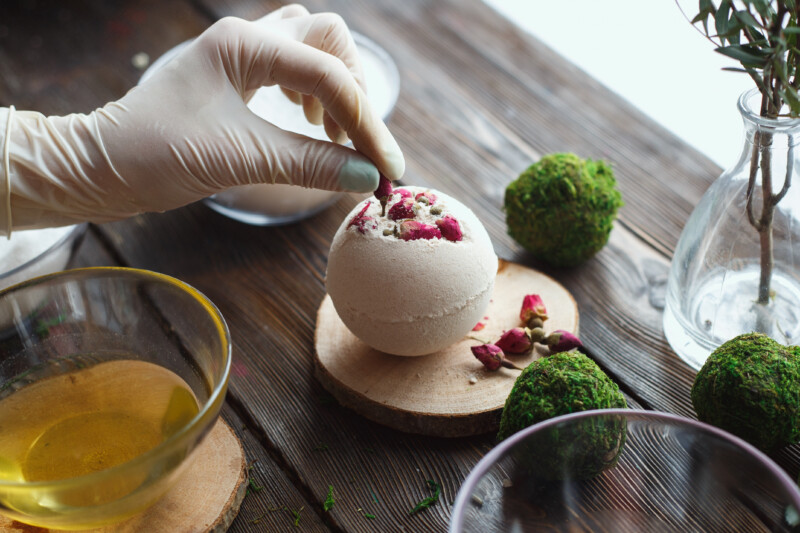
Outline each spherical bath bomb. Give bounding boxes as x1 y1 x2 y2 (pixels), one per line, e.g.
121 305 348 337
325 186 497 356
692 332 800 451
505 153 623 267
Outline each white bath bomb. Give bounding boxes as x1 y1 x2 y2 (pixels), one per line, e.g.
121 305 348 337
325 186 497 356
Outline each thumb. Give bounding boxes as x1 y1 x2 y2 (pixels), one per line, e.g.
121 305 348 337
244 121 380 193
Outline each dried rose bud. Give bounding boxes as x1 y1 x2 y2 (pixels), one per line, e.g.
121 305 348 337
398 220 442 241
545 330 583 354
374 174 393 201
471 344 522 371
496 328 533 355
435 215 463 242
394 188 413 199
520 294 548 326
388 197 416 221
374 175 393 216
415 191 437 205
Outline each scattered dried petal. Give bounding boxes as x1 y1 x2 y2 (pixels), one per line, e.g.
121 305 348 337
472 322 486 332
347 202 375 233
394 188 413 199
520 294 548 326
436 215 463 242
496 327 533 355
545 330 583 354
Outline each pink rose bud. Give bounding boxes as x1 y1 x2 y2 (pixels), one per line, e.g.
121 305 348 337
545 330 583 354
471 344 504 371
415 191 437 205
496 327 533 355
435 215 463 242
394 188 413 199
520 294 548 326
398 220 442 241
374 174 393 201
388 197 416 221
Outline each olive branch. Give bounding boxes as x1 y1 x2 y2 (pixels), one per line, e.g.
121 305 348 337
679 0 800 304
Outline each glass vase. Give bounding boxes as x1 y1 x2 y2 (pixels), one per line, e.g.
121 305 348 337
664 88 800 370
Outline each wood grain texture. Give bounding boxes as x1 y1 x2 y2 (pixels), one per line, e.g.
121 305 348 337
3 0 800 531
315 260 579 437
0 0 210 114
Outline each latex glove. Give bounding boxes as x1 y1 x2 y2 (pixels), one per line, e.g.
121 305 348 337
0 4 405 234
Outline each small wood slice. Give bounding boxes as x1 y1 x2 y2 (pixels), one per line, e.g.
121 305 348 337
315 259 579 437
0 418 246 533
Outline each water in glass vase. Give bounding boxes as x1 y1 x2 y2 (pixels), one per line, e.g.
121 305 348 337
0 359 199 513
664 265 800 370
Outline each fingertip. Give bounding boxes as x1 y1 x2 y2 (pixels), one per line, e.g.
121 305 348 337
337 158 379 193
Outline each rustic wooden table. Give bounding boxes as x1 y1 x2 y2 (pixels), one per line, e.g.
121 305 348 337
4 0 798 531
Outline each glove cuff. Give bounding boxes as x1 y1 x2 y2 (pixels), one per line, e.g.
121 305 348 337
0 106 13 238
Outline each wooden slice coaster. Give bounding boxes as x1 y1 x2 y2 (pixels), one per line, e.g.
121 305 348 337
0 418 246 533
315 259 579 438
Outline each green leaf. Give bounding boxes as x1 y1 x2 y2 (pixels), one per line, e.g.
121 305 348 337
784 27 800 34
721 66 750 72
749 0 773 19
735 9 762 29
409 480 441 515
323 485 335 511
779 88 800 116
715 44 770 67
716 0 732 39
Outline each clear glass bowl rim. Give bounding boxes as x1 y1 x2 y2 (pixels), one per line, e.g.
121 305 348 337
0 266 232 491
449 408 800 532
0 224 87 285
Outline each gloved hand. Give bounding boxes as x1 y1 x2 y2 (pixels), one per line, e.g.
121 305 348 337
0 4 404 234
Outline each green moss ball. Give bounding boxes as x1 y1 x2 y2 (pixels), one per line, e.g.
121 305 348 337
498 352 628 479
504 153 623 267
691 332 800 451
498 351 628 440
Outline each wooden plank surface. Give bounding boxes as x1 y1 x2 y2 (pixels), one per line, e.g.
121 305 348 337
3 0 800 531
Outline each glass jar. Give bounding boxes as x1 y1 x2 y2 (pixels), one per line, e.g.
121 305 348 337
664 88 800 370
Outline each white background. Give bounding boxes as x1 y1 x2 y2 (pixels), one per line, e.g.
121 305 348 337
484 0 754 168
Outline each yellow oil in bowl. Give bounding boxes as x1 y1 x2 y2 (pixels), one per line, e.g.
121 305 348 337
0 359 199 525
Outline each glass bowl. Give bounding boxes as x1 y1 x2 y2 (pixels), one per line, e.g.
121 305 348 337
0 267 231 530
140 31 400 226
451 409 800 532
0 224 87 291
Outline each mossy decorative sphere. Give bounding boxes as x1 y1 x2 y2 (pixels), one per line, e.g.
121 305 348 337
504 153 623 267
691 332 800 451
498 352 628 479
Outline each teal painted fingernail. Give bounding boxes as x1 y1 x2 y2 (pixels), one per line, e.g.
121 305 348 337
338 158 379 192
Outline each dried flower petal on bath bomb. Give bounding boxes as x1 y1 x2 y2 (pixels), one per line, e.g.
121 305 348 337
398 220 442 241
415 191 437 206
436 216 463 242
389 198 417 221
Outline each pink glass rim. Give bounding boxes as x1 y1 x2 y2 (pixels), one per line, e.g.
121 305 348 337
449 408 800 532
